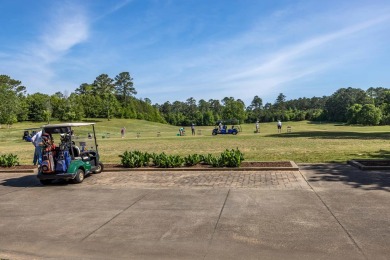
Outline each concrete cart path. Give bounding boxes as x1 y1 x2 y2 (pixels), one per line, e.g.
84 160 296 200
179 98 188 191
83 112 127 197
0 164 389 259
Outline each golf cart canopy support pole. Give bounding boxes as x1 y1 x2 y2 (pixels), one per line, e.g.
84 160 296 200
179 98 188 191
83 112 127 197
93 124 99 155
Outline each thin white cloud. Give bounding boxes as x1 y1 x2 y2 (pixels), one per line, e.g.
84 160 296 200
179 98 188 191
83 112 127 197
36 3 89 63
95 0 134 21
228 14 390 82
2 2 90 92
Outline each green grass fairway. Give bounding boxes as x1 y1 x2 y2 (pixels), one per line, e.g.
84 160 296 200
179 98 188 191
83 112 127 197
1 119 390 165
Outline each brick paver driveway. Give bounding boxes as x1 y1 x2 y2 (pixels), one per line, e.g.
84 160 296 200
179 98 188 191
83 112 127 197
84 170 308 189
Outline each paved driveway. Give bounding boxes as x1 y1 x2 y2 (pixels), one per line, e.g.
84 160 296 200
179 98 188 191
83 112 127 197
0 164 389 259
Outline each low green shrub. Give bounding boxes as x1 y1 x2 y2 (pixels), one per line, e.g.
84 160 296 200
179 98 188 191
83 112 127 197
201 154 215 165
119 149 244 168
184 154 202 166
219 148 244 167
201 149 244 167
0 153 20 167
152 152 184 168
119 150 151 168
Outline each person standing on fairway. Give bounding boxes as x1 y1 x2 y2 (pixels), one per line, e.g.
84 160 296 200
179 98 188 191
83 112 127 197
121 127 126 138
277 120 282 133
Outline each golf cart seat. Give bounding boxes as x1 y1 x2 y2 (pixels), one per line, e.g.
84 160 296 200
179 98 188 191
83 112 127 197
72 146 81 158
80 151 98 166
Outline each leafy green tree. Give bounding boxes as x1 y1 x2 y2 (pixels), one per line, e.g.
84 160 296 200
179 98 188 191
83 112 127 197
197 99 215 125
185 97 197 123
221 97 247 123
16 96 29 121
346 104 362 124
366 87 388 106
0 75 26 96
209 99 223 121
0 75 27 125
0 85 18 125
26 93 51 122
50 93 66 120
57 94 84 121
92 74 115 120
306 109 325 121
357 104 382 125
81 94 104 118
160 101 172 114
202 111 214 125
144 98 151 105
115 72 136 106
125 97 164 123
93 74 115 95
198 99 209 113
247 95 263 122
249 95 263 110
75 83 93 95
325 87 371 122
274 93 286 110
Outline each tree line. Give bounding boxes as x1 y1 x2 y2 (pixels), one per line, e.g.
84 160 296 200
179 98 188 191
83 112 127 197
0 73 389 126
155 87 388 126
0 73 165 125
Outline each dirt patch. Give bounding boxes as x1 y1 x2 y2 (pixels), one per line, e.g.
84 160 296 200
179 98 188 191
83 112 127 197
241 161 292 167
0 165 37 170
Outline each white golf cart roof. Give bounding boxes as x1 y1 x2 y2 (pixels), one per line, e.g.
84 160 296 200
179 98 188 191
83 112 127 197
42 122 95 128
42 122 96 134
24 127 41 130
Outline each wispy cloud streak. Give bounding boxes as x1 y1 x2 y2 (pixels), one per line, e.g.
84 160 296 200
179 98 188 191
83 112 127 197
95 0 133 21
228 14 390 82
35 3 89 63
3 2 90 90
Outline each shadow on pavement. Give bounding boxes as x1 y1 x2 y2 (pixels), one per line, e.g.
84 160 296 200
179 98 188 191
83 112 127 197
1 175 40 187
1 175 70 187
303 164 390 192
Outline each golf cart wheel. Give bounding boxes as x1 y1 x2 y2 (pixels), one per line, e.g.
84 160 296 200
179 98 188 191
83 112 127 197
39 179 52 185
93 162 104 174
212 131 217 136
73 169 85 184
232 131 238 135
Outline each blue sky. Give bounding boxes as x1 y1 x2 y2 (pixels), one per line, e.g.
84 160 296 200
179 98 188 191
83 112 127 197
1 0 390 105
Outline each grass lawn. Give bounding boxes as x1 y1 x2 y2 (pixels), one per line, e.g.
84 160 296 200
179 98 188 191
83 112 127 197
1 119 390 165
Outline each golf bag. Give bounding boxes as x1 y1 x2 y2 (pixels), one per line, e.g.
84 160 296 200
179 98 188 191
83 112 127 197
41 151 55 173
55 150 71 173
55 151 66 173
64 150 71 168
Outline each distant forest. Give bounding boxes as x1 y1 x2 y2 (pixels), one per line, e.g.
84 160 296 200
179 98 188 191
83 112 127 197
1 73 389 126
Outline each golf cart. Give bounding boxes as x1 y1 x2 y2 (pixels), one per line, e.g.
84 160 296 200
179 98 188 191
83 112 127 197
37 122 103 185
212 120 241 135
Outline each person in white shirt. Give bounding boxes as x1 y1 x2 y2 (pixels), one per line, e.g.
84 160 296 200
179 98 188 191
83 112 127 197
31 130 43 165
277 120 282 133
